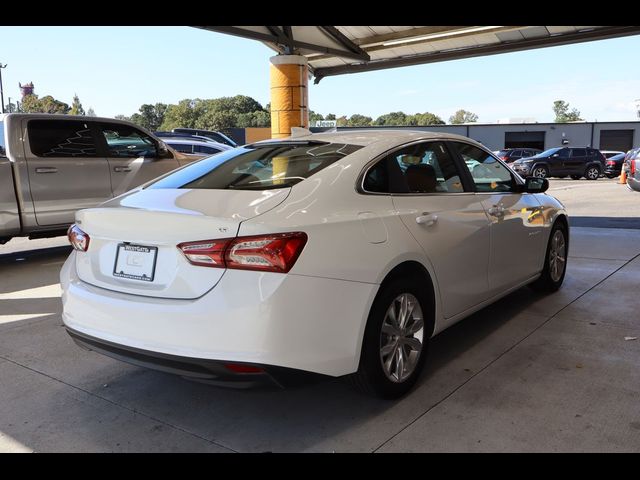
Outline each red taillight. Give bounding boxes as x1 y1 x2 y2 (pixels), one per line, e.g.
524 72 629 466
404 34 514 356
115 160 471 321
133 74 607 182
606 160 615 166
223 363 264 374
177 238 231 267
67 224 90 252
177 232 308 273
632 160 636 175
500 156 509 162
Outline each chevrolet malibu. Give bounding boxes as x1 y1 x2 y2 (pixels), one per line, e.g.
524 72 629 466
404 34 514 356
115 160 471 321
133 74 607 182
61 130 569 398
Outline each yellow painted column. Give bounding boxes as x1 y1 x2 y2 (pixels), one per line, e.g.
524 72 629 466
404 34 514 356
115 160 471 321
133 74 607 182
270 55 309 139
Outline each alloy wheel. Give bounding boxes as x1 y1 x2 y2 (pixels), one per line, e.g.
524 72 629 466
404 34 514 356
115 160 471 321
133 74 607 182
549 229 567 283
379 293 424 383
533 167 547 178
586 167 599 180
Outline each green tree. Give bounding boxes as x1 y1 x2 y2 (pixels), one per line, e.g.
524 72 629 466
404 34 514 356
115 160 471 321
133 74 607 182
325 113 337 121
87 107 96 117
373 111 408 126
346 114 372 127
309 110 324 124
409 112 445 125
69 94 85 115
553 100 583 122
21 94 69 114
336 115 348 127
128 103 168 131
449 109 478 124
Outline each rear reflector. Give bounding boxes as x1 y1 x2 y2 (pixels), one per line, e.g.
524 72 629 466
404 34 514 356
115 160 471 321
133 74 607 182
177 232 308 273
223 363 265 374
68 224 90 252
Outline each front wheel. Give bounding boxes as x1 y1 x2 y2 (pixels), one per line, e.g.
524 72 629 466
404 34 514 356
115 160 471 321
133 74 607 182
530 221 568 293
585 166 600 180
350 278 431 399
532 165 548 179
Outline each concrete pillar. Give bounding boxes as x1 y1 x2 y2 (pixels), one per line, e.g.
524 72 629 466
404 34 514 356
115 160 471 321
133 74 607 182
270 55 309 139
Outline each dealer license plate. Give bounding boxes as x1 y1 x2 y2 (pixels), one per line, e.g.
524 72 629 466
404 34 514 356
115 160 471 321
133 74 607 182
113 243 158 282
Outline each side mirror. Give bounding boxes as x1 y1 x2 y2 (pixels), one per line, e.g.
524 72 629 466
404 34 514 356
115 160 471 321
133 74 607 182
524 176 549 193
156 141 173 159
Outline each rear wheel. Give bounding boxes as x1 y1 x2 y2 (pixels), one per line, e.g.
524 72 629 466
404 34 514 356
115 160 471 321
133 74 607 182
532 165 548 179
585 165 600 180
350 278 431 399
570 175 582 180
530 221 568 293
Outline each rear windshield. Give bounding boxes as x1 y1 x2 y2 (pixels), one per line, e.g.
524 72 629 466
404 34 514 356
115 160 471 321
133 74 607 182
148 141 363 190
0 121 6 157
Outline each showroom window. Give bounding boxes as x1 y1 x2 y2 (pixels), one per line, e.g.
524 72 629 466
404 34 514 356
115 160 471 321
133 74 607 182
452 142 514 193
28 120 99 157
363 141 464 194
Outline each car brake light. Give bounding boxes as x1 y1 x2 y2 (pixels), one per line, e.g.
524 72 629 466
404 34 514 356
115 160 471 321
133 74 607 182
177 239 231 267
177 232 307 273
632 161 636 175
500 156 509 162
606 160 615 166
67 224 90 252
223 363 264 373
226 232 308 273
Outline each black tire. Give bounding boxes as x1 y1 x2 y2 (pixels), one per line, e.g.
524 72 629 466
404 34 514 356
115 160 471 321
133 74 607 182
349 277 432 399
570 175 582 180
530 221 568 293
531 165 548 179
585 165 600 180
605 174 615 179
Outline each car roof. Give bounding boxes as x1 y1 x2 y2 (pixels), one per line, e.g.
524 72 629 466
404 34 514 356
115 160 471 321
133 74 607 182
254 129 488 148
164 138 231 149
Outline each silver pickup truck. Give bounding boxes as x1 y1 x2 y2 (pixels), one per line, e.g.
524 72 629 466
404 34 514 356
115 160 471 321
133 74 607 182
0 113 205 244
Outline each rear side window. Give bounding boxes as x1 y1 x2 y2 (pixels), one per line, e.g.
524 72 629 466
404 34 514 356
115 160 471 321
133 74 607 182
28 120 99 157
0 121 6 157
194 145 222 154
571 148 587 157
149 142 362 190
363 141 464 194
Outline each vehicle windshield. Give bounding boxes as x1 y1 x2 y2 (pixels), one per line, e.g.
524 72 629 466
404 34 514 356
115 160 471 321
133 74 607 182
537 147 562 157
148 141 362 190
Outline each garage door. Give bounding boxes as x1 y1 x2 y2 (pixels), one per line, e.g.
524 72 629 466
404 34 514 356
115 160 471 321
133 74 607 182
504 131 545 150
599 130 634 152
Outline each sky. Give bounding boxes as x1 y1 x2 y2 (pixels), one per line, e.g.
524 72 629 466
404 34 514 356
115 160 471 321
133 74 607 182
1 26 639 123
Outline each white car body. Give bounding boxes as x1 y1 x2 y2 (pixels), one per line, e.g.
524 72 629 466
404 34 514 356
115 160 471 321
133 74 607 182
60 130 568 392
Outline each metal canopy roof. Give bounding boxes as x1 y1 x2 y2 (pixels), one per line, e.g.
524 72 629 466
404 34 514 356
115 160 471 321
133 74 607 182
196 26 640 83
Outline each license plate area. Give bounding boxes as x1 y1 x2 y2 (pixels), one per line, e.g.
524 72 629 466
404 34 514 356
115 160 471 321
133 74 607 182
113 243 158 282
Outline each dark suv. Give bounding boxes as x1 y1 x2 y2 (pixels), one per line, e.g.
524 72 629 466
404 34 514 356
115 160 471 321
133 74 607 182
510 147 605 180
495 148 542 163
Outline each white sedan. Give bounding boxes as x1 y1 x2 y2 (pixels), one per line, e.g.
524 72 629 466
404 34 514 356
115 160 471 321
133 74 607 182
61 130 569 398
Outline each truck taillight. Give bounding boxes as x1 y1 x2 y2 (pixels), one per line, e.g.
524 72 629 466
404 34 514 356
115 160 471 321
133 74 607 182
67 224 90 252
178 232 308 273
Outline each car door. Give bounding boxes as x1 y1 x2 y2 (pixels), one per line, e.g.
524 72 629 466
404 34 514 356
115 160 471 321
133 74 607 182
369 141 492 319
24 118 112 226
450 141 546 296
97 122 180 197
549 148 569 175
567 148 587 175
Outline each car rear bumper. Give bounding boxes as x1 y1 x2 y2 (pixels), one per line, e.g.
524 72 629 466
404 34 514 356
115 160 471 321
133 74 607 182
628 176 640 192
604 166 621 176
61 252 378 378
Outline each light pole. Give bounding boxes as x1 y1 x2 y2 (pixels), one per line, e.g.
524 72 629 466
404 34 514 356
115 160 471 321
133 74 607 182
0 63 6 114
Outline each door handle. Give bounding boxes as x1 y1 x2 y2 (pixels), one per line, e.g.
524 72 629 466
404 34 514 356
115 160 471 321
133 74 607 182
113 166 132 172
416 213 438 226
35 167 58 174
488 205 506 218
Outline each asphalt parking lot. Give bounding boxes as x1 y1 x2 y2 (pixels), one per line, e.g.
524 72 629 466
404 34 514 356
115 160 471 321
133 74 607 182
1 177 639 452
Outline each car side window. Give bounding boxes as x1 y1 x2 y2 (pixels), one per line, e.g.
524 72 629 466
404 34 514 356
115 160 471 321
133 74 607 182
557 148 569 158
511 150 522 159
195 145 222 155
571 148 586 157
452 142 514 193
28 120 100 158
363 141 464 194
100 123 158 158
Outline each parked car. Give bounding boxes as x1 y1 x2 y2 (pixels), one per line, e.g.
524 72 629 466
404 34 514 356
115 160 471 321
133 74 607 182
600 150 625 159
626 149 640 192
0 113 196 245
171 128 238 147
603 152 626 178
494 148 542 163
61 130 569 399
162 137 233 158
510 146 605 180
